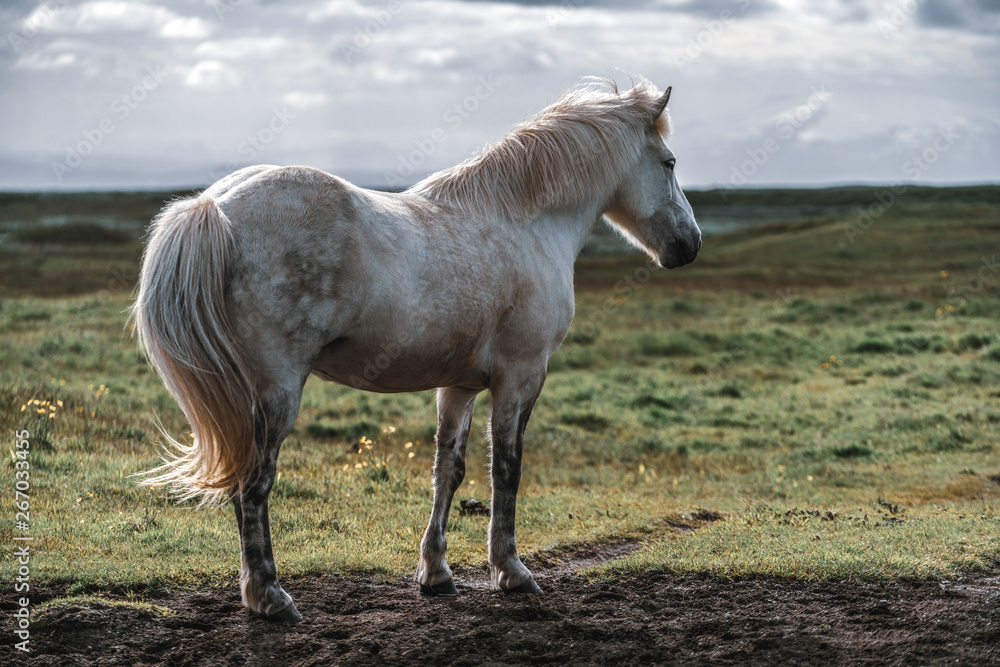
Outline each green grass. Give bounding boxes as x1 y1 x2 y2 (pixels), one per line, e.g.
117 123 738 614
1 191 998 596
601 503 998 580
33 595 176 624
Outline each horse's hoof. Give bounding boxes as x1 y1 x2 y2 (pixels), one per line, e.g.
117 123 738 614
269 602 303 623
504 579 542 595
420 579 459 596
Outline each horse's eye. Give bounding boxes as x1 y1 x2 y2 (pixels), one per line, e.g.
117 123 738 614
664 158 676 170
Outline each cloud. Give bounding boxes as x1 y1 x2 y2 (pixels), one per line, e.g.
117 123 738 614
185 60 242 88
195 36 297 60
0 0 996 190
161 17 212 40
295 0 382 22
914 0 1000 30
12 50 77 70
48 1 180 34
282 91 329 109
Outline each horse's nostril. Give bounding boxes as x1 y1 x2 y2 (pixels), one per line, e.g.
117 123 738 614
682 237 699 264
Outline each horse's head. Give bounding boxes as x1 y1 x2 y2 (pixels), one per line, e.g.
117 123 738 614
605 86 701 269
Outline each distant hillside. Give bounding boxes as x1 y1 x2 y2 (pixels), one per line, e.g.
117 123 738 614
685 184 1000 209
1 184 996 259
0 190 199 225
2 187 997 299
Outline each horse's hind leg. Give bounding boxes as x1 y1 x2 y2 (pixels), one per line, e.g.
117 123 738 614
416 386 479 595
232 385 303 622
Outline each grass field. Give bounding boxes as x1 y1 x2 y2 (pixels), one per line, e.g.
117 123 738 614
1 186 998 597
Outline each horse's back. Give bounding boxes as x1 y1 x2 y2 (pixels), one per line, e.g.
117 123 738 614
206 165 362 231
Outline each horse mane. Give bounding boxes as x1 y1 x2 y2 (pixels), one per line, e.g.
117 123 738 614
408 77 671 222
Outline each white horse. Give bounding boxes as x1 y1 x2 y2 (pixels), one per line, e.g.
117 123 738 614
132 76 701 622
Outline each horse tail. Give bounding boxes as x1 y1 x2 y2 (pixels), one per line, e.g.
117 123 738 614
131 195 259 505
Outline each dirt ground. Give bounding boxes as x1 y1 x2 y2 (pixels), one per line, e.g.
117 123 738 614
7 543 1000 666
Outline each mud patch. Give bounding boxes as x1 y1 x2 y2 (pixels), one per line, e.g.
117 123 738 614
659 507 728 533
524 538 646 578
458 498 490 516
7 558 1000 666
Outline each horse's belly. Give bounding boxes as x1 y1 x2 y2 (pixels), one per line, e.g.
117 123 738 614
311 335 486 393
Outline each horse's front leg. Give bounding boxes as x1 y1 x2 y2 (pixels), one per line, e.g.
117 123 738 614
488 369 545 593
416 386 479 595
232 393 302 622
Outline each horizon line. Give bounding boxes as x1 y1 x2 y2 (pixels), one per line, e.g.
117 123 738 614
1 180 998 196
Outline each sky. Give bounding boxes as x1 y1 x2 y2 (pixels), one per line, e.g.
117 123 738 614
0 0 997 191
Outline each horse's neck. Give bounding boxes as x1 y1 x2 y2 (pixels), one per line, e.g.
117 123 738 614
527 202 604 267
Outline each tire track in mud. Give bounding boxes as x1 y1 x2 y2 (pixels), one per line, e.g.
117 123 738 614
446 507 728 590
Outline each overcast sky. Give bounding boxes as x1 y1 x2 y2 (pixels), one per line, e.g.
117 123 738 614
1 0 997 191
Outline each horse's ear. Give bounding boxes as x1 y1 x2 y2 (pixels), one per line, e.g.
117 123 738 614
652 86 672 120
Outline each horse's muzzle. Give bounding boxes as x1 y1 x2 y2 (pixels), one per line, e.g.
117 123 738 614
659 235 701 269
